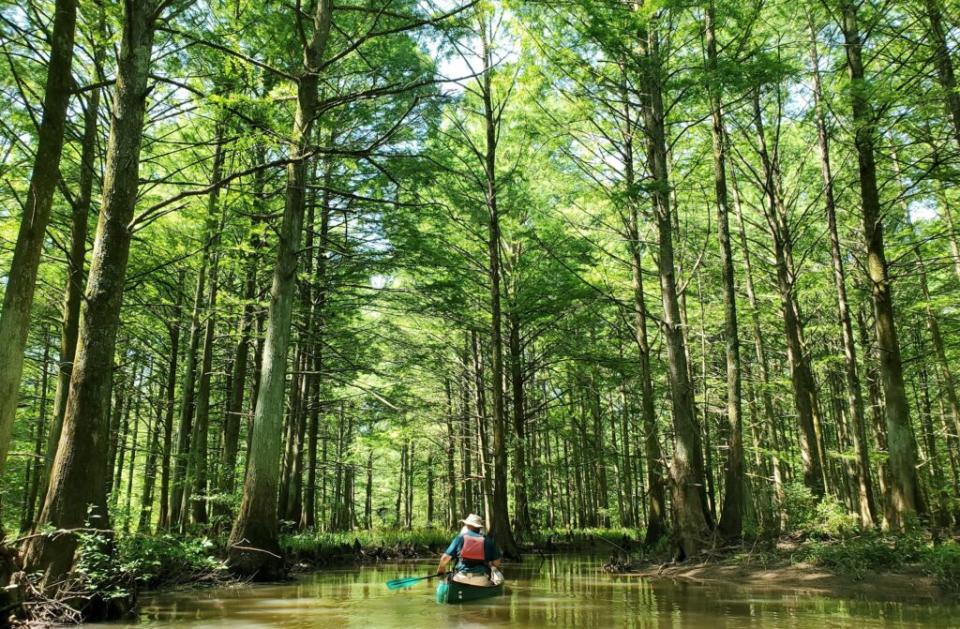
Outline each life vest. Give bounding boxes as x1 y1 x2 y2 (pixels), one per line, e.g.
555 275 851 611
461 534 487 562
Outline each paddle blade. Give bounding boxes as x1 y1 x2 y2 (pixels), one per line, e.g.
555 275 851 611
386 576 425 590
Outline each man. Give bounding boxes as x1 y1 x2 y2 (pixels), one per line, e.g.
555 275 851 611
436 513 501 586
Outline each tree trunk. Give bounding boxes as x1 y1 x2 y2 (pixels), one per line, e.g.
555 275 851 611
623 126 666 544
228 0 331 579
22 0 160 589
808 17 875 528
158 275 185 531
138 377 165 532
123 365 145 531
706 3 744 541
751 90 825 497
641 20 710 558
508 310 531 534
42 21 105 508
444 379 458 529
189 132 227 527
303 163 332 530
477 19 520 559
730 173 785 520
22 336 51 532
0 0 78 489
839 0 924 526
170 268 206 529
217 208 260 524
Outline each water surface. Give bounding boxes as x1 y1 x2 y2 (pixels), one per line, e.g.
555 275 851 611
91 556 960 628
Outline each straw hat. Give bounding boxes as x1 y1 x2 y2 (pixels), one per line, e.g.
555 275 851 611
460 513 485 529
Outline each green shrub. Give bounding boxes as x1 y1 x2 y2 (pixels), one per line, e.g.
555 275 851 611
780 482 859 538
118 535 226 588
921 542 960 596
73 530 132 603
801 531 925 582
812 495 859 538
781 482 818 533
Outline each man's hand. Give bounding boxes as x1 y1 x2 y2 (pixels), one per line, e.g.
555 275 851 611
436 565 446 575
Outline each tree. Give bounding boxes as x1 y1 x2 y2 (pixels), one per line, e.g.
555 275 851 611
0 0 78 492
835 0 924 526
22 0 171 590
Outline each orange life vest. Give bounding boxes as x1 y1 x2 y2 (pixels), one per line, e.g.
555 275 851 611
461 535 486 561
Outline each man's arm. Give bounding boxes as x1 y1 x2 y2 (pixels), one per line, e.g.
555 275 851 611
437 553 453 574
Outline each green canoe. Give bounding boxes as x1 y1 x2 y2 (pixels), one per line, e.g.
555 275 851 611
435 577 504 604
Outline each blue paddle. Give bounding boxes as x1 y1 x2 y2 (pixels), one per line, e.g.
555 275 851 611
386 573 443 590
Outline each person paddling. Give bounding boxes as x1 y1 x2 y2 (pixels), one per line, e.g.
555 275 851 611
436 514 501 587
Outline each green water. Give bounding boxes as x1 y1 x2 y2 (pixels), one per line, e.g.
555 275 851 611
90 557 959 628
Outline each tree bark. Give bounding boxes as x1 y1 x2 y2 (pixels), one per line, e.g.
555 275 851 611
170 267 206 529
217 203 260 524
138 376 165 532
189 131 227 526
622 103 666 545
43 21 105 507
751 89 826 497
508 310 531 534
730 173 785 520
158 275 185 531
21 336 51 532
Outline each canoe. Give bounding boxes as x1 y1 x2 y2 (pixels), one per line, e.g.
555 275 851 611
435 576 504 604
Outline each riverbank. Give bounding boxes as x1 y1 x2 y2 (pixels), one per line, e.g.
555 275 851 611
628 556 944 603
618 535 960 604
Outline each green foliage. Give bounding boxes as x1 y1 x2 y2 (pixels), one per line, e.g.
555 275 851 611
780 483 859 538
66 532 227 599
118 535 227 589
72 531 133 603
921 543 960 596
800 535 915 581
794 530 960 594
794 533 960 595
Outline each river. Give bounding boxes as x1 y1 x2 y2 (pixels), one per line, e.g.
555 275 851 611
89 556 959 628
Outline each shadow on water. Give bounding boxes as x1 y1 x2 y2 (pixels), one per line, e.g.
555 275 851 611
88 556 960 628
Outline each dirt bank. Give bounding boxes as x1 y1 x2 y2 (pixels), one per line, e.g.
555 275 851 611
625 560 946 603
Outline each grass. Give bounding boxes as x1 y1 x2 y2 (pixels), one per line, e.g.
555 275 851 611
281 527 453 556
280 526 645 559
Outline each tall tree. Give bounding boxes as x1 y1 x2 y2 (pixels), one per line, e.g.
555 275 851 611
228 0 332 578
639 9 711 557
808 13 876 527
836 0 924 526
22 0 170 589
477 13 521 560
0 0 78 488
705 2 745 541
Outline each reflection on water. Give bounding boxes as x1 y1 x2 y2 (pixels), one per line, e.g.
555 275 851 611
89 556 960 628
